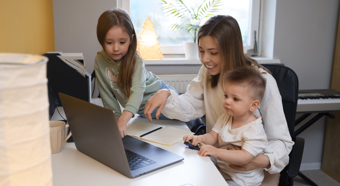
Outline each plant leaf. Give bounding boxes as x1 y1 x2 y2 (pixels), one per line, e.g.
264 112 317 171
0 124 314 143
161 0 222 42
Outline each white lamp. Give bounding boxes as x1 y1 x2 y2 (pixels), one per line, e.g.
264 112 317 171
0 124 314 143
137 17 163 60
0 53 52 185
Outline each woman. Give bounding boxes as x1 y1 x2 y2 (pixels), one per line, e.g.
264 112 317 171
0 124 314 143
144 15 293 185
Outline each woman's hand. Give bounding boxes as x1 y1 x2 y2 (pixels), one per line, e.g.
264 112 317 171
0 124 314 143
117 111 133 138
143 89 171 122
229 153 270 171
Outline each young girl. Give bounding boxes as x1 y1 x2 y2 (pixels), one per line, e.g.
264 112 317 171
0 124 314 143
95 8 203 138
184 67 268 186
144 15 294 185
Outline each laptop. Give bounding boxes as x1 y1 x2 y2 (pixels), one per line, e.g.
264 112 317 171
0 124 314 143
59 93 184 178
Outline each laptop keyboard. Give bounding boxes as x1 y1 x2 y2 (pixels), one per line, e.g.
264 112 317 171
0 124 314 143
125 149 156 171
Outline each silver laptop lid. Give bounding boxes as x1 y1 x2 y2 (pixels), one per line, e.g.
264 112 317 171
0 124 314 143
59 93 132 177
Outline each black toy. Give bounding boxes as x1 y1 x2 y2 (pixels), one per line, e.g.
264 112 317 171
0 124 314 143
184 140 201 150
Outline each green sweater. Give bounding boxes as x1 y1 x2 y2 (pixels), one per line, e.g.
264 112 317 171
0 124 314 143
94 51 162 118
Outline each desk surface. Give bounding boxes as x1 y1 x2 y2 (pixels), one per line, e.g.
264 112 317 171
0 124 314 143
51 102 228 186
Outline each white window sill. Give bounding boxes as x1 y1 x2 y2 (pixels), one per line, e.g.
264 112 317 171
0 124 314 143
144 57 281 66
144 58 201 65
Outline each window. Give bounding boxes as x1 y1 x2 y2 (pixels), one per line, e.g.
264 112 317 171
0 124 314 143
118 0 260 55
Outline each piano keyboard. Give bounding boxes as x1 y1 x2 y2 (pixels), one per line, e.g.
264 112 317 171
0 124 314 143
297 89 340 112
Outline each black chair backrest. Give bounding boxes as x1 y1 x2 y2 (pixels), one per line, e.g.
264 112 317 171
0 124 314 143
261 64 299 139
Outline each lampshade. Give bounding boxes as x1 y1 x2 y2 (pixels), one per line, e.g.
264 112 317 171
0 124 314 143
0 53 52 186
137 17 163 60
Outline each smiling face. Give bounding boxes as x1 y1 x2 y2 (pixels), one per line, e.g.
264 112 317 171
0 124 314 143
104 26 132 61
198 35 223 76
223 81 256 118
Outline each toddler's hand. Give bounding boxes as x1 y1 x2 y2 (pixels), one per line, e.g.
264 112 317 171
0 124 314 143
183 135 202 146
183 135 194 143
198 143 218 158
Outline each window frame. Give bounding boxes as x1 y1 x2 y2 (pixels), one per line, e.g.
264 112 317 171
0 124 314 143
117 0 261 55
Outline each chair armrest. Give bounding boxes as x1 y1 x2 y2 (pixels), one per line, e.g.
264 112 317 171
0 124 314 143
288 137 305 178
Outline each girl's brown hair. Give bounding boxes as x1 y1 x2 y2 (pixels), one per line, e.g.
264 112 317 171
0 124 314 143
97 8 137 97
197 15 264 88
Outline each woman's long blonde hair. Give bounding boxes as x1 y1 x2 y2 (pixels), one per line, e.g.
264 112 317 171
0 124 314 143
97 8 137 97
197 15 263 88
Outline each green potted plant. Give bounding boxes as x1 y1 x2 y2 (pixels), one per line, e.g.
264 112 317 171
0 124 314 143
161 0 222 59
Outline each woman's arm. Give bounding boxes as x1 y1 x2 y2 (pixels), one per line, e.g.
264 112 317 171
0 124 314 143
229 153 270 170
218 148 255 166
199 146 255 166
143 89 171 122
259 73 294 173
155 66 207 121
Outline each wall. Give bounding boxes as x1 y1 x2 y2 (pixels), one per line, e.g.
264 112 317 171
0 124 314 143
52 0 340 170
0 0 55 54
273 0 339 170
53 0 116 74
322 3 340 181
259 0 276 59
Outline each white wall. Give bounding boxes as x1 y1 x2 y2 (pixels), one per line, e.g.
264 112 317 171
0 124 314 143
274 0 338 90
273 0 339 170
53 0 117 74
53 0 340 170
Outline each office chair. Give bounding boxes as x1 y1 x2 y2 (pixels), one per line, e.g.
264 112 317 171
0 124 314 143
262 64 304 186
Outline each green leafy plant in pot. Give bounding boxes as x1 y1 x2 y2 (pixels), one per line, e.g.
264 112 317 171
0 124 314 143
161 0 222 60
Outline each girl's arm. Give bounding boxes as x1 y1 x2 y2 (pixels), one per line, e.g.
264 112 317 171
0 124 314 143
94 57 122 117
117 56 146 137
95 54 134 137
117 110 133 137
123 56 146 116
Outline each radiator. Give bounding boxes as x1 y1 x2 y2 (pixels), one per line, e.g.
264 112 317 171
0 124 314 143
157 74 197 94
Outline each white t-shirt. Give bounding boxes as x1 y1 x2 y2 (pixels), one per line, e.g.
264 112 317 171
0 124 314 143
212 113 267 186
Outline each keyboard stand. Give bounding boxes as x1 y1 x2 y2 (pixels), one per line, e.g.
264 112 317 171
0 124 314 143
295 89 340 185
295 113 335 136
295 112 335 186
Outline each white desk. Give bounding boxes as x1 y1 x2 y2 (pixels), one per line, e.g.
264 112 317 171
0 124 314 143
51 100 228 186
